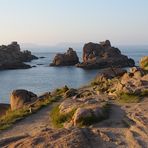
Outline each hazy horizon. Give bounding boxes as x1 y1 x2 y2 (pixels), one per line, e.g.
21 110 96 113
0 0 148 46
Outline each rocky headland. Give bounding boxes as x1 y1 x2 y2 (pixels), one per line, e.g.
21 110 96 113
0 42 38 70
76 40 135 69
0 57 147 147
50 48 79 66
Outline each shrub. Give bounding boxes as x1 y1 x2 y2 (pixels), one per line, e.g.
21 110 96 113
140 90 148 97
55 85 69 95
50 105 76 128
118 93 140 103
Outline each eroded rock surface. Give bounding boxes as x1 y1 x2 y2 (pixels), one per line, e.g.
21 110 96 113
76 40 135 69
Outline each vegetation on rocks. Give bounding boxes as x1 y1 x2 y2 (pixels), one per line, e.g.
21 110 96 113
140 56 148 71
54 85 69 95
0 94 61 130
76 103 111 126
117 93 141 103
50 105 76 128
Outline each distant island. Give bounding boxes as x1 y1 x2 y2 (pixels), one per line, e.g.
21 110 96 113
0 42 38 70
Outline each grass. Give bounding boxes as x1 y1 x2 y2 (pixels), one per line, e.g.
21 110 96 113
0 107 30 130
50 105 76 128
140 89 148 97
55 85 69 95
0 95 62 130
118 93 140 103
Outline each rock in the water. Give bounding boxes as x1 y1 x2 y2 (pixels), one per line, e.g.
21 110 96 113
50 48 79 66
140 56 148 70
76 40 135 69
0 42 38 70
10 89 37 111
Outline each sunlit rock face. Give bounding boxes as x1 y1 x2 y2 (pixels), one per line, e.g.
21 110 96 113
76 40 135 69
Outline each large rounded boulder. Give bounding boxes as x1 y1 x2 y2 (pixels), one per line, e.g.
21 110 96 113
10 89 37 111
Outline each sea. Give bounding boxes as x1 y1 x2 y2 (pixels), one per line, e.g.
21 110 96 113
0 47 147 104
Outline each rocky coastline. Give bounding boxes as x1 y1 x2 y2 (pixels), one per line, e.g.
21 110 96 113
0 56 147 147
0 42 38 70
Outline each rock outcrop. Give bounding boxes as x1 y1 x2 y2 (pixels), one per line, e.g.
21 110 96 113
93 66 148 97
0 42 38 70
50 48 79 66
76 40 135 69
10 89 37 111
140 56 148 70
0 104 10 117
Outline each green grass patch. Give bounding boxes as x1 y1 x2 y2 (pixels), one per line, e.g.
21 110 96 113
50 105 76 128
0 95 62 131
118 93 140 103
55 85 69 95
0 107 30 130
140 89 148 97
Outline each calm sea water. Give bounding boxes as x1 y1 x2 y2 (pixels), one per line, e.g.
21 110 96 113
0 48 147 103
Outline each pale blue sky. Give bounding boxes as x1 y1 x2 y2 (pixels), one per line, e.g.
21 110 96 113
0 0 148 46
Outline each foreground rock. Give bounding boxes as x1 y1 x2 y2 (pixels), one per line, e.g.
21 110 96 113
0 42 38 70
76 40 135 69
50 48 79 66
0 58 148 147
10 89 37 111
0 104 10 117
0 128 118 148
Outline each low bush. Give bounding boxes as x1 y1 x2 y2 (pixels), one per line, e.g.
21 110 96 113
50 105 76 128
118 93 140 103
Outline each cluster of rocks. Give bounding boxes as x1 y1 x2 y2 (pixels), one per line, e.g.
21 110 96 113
76 40 135 69
93 58 148 97
115 67 148 95
0 42 38 70
50 48 79 66
50 40 135 69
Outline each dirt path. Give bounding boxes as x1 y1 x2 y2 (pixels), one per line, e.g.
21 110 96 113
0 103 57 139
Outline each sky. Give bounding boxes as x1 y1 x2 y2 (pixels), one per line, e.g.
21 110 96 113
0 0 148 47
